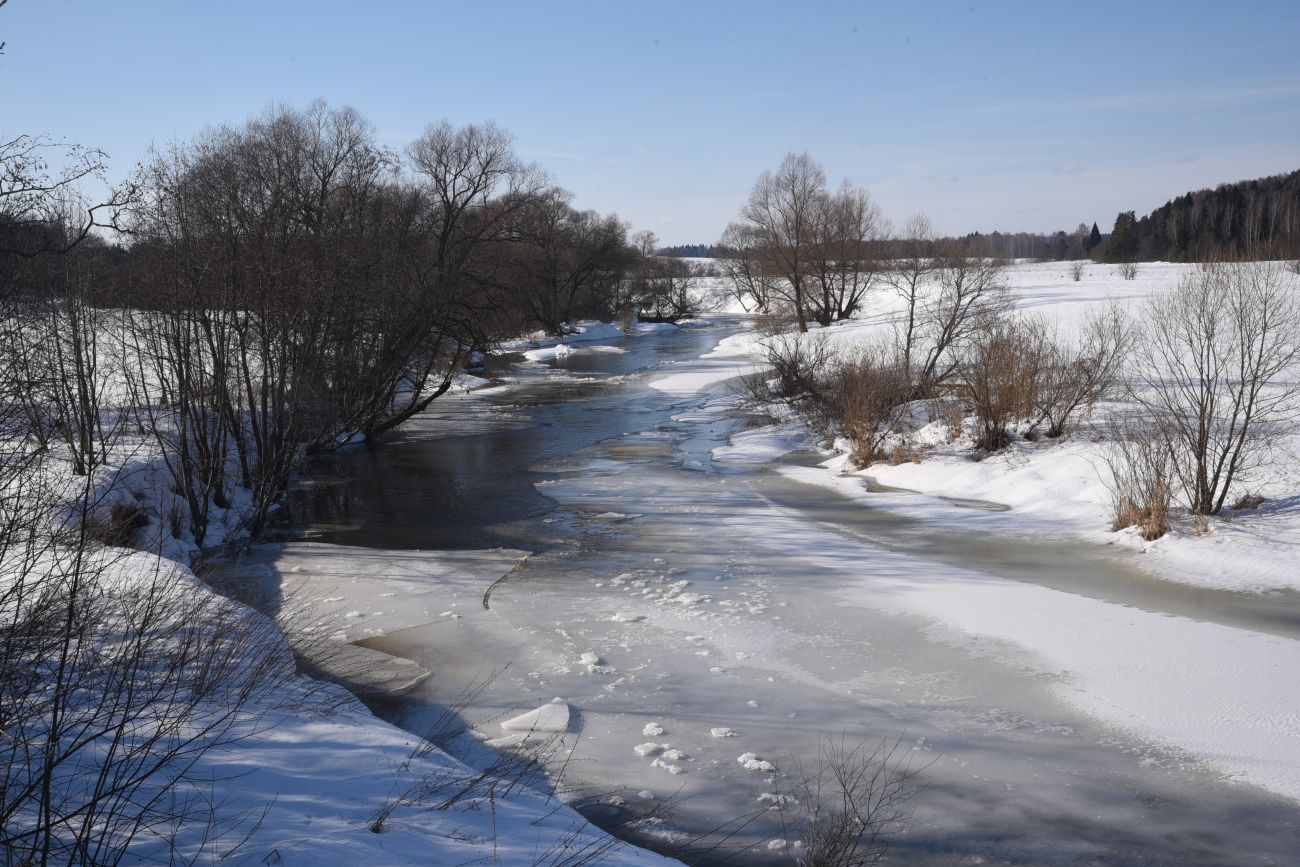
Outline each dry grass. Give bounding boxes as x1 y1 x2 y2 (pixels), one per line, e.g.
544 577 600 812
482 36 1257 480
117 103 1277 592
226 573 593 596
1106 423 1173 540
83 502 149 548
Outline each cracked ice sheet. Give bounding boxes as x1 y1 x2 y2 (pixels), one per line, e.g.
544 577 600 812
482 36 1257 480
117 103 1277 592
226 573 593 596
725 503 1300 803
209 542 528 643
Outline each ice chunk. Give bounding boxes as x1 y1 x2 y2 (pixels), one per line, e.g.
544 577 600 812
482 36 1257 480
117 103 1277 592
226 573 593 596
643 721 665 736
710 727 739 738
500 698 571 733
634 742 670 758
651 758 684 774
737 752 776 772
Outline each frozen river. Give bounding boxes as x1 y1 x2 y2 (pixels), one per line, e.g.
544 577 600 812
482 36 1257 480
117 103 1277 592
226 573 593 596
285 320 1300 864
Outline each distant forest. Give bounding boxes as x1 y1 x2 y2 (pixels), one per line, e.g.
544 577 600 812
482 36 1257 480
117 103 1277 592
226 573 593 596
1106 169 1300 262
665 169 1300 263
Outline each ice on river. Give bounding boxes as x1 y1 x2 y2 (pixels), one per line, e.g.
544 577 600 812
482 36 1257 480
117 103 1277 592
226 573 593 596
365 317 1300 864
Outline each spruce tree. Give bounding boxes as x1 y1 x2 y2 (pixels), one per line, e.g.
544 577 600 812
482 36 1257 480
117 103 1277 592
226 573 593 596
1109 211 1139 262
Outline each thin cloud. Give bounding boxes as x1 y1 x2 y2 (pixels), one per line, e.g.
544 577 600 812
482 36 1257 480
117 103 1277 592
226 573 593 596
970 80 1300 117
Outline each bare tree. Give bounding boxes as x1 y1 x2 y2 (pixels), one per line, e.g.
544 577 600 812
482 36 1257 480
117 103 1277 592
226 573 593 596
1134 261 1300 515
914 245 1011 395
630 229 658 257
630 255 699 323
878 214 936 375
502 189 633 334
0 134 131 258
737 153 827 332
716 221 777 313
807 182 884 326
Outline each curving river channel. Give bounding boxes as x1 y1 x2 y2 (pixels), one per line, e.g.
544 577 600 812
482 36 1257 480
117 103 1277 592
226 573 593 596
282 319 1300 865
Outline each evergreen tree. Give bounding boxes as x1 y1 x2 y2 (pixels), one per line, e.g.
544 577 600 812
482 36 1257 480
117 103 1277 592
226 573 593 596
1088 222 1102 251
1109 211 1139 262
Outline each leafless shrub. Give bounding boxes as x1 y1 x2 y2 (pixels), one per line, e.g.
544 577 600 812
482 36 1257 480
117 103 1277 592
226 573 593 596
776 735 925 867
1117 261 1139 280
818 344 912 467
82 502 149 549
1032 305 1133 438
0 510 300 864
1067 260 1086 281
958 317 1048 452
1286 259 1300 277
1105 420 1174 540
763 332 834 404
1133 261 1300 515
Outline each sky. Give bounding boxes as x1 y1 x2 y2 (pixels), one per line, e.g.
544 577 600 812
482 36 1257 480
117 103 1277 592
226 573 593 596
3 0 1299 245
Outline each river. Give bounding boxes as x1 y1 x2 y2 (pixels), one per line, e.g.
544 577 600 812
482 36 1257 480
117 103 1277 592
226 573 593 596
282 319 1300 865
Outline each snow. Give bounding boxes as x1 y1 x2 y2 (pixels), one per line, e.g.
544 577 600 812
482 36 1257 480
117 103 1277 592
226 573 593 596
711 420 811 464
635 321 680 333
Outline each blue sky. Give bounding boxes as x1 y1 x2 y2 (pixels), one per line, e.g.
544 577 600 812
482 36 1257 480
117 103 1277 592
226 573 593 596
4 0 1299 244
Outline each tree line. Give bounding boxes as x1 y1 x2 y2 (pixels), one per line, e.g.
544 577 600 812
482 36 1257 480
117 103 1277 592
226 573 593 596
1 102 708 546
1104 169 1300 263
